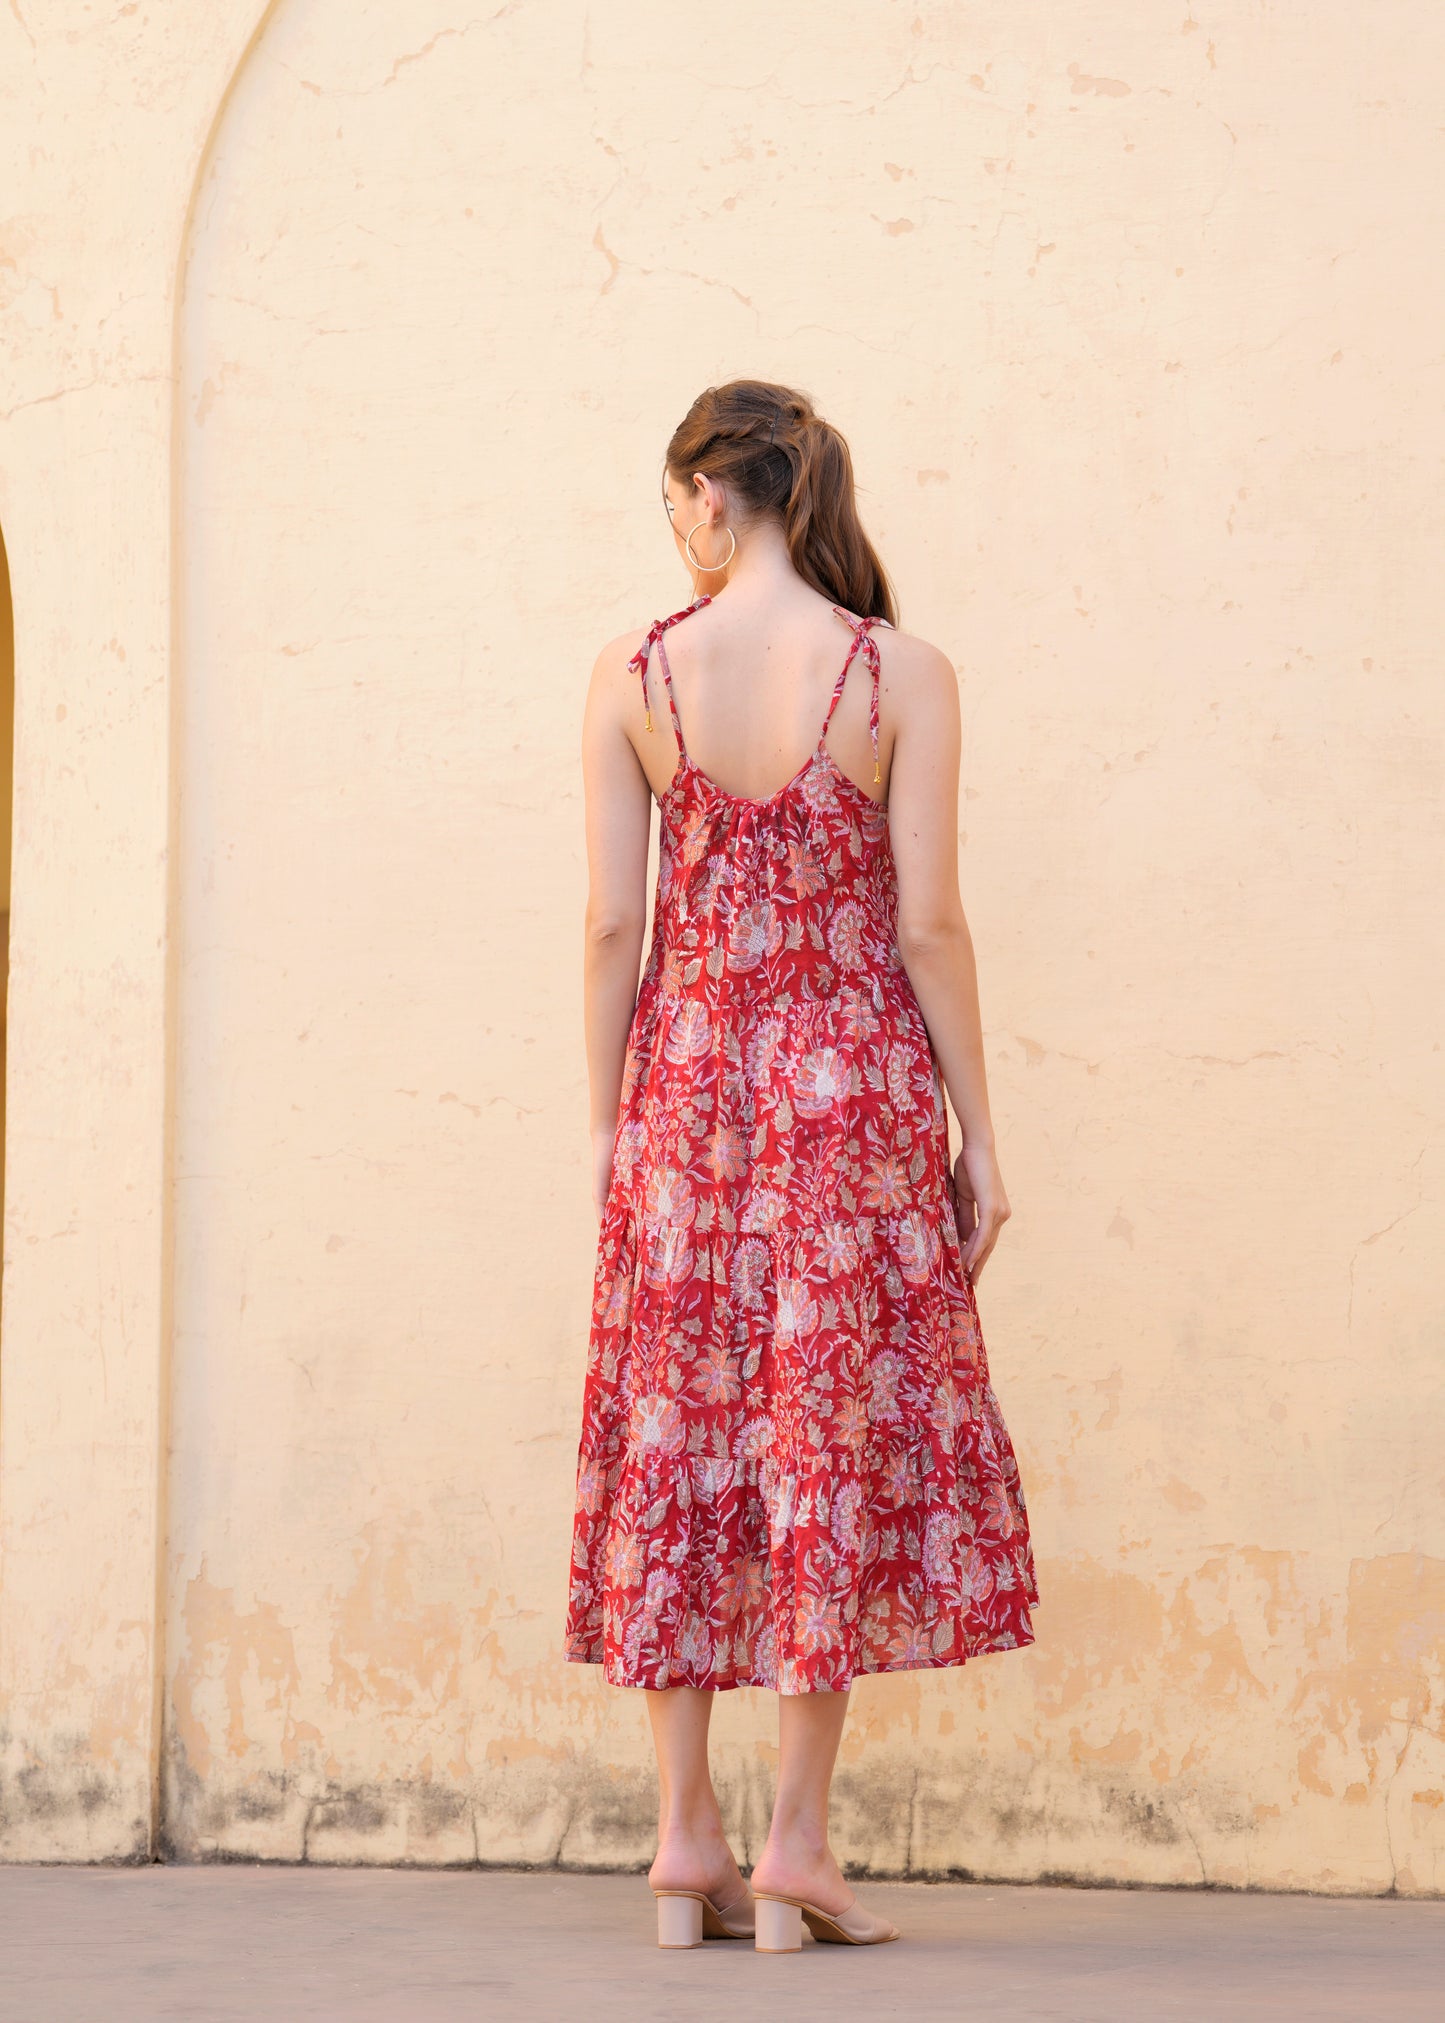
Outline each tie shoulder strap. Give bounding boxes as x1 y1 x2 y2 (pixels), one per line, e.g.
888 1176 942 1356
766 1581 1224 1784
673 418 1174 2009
827 604 892 784
628 595 712 738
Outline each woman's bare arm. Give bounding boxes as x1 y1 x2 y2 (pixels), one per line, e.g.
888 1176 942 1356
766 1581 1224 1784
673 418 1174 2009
581 637 652 1218
886 638 1012 1277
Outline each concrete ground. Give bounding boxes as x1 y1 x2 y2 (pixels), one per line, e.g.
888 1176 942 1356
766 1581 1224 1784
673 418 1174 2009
0 1865 1441 2022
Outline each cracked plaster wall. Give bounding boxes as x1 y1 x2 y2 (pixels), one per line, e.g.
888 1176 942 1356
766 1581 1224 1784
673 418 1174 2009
1 1 1442 1894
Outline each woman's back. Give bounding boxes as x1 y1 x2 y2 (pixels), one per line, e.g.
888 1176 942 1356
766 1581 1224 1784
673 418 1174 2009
628 585 895 809
626 592 900 1017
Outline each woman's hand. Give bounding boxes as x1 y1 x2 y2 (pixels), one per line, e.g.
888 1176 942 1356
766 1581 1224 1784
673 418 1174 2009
592 1124 617 1225
952 1141 1010 1282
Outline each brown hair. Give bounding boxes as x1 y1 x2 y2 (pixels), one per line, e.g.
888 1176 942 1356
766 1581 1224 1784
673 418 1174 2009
664 379 898 627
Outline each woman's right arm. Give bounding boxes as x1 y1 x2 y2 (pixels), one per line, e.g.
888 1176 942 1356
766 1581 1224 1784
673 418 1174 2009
885 636 1012 1280
581 638 653 1222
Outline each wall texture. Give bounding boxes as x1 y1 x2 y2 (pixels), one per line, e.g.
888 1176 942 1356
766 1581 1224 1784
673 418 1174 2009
1 2 1442 1894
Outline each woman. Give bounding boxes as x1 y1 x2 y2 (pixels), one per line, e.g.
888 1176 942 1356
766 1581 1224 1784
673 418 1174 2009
565 379 1038 1955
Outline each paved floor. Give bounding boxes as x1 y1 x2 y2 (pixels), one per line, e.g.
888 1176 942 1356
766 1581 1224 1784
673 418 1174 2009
0 1864 1440 2021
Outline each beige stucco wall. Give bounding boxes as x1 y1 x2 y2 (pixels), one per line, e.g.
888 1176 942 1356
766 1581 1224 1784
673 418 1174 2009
1 2 1442 1893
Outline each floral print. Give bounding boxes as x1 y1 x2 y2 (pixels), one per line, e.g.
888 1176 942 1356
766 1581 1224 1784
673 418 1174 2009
565 597 1038 1693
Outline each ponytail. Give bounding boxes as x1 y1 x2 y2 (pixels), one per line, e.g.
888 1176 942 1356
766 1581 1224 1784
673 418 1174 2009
663 379 897 626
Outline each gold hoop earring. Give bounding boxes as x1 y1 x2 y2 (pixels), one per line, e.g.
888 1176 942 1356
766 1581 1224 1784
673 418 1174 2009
684 519 737 572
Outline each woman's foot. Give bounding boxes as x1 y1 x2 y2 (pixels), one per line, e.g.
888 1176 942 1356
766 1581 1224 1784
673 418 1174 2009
749 1828 853 1917
647 1817 751 1915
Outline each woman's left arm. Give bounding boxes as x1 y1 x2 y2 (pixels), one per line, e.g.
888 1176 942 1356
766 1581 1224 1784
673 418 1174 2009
582 637 653 1221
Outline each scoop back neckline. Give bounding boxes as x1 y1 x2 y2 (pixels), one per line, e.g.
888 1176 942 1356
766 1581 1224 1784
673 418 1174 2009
660 742 885 815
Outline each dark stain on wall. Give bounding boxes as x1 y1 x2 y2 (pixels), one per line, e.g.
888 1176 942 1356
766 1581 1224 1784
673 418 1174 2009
0 1727 148 1861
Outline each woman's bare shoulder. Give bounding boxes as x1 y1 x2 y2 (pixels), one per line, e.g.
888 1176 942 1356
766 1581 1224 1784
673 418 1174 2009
594 624 651 670
585 626 652 709
875 621 959 709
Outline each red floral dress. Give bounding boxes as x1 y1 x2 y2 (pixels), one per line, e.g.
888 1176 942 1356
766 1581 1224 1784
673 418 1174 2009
565 597 1038 1693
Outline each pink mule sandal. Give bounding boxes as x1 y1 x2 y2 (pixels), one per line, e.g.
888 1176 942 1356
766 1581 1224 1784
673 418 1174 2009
753 1890 900 1951
653 1886 756 1947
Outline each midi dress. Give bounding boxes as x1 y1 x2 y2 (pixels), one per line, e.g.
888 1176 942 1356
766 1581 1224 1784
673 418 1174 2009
565 596 1038 1694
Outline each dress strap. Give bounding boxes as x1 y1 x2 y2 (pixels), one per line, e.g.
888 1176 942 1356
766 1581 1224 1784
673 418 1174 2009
652 634 688 754
627 595 712 743
827 604 891 784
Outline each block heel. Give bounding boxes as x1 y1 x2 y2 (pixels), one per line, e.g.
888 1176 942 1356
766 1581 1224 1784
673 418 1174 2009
651 1885 754 1944
754 1896 804 1952
655 1892 705 1948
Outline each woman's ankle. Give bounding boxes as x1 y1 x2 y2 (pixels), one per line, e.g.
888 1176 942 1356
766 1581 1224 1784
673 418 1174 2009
655 1805 727 1846
759 1812 831 1863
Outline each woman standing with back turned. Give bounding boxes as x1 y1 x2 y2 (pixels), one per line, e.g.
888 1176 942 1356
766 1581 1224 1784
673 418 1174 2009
565 378 1038 1955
